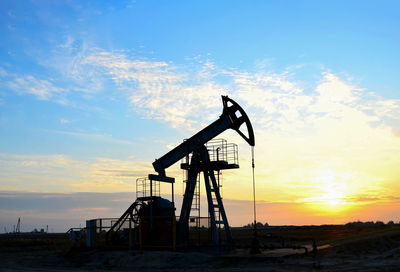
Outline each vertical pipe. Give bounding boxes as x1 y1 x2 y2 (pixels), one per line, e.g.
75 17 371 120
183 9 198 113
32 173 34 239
150 179 153 229
129 218 132 249
139 219 142 250
172 182 175 207
99 219 102 241
172 216 176 251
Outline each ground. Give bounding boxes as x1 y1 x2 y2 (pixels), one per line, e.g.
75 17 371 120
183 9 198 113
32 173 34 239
1 225 400 271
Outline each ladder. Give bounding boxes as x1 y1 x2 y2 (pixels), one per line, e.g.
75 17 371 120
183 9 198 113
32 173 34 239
208 172 222 224
204 169 231 246
183 172 200 228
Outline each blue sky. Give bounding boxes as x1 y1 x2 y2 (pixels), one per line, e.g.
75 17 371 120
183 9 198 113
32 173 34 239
1 1 400 231
1 0 399 157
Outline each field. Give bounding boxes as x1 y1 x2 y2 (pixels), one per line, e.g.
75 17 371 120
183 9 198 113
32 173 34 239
1 224 400 271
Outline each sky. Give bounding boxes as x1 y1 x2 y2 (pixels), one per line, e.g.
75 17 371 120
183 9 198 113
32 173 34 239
0 0 400 232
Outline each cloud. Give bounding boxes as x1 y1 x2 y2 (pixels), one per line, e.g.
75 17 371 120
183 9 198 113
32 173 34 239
3 73 68 104
7 75 63 100
0 67 9 77
76 47 399 140
60 118 70 124
38 37 106 95
80 49 225 129
1 191 400 232
0 191 135 232
37 43 399 136
314 73 361 104
393 127 400 137
0 153 154 193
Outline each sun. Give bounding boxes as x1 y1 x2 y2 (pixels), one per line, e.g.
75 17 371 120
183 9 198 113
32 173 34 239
328 198 341 206
304 169 355 211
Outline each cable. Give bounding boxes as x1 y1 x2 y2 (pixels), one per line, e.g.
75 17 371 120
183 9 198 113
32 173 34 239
250 146 261 254
251 146 257 231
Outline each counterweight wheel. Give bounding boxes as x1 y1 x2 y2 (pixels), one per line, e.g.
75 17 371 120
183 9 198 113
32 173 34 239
129 201 144 224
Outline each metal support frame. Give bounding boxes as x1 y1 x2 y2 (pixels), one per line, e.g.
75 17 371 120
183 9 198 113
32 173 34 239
177 146 232 247
177 152 200 244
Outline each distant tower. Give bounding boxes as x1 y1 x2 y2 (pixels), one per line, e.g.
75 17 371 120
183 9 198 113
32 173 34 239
15 218 20 233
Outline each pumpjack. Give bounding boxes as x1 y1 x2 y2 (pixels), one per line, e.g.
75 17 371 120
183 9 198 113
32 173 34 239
107 95 255 248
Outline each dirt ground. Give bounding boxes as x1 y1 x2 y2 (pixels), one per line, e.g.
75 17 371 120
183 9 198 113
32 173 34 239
1 226 400 271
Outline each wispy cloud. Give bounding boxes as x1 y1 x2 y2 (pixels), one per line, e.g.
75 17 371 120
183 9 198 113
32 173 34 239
80 49 225 129
26 42 399 135
76 47 400 138
1 71 68 104
60 118 70 124
0 67 9 77
0 153 154 193
8 75 65 101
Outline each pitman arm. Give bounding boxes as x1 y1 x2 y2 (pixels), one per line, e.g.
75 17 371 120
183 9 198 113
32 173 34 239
152 96 255 176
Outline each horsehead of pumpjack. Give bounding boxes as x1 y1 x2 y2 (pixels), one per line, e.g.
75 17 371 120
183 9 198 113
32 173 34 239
221 95 255 146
